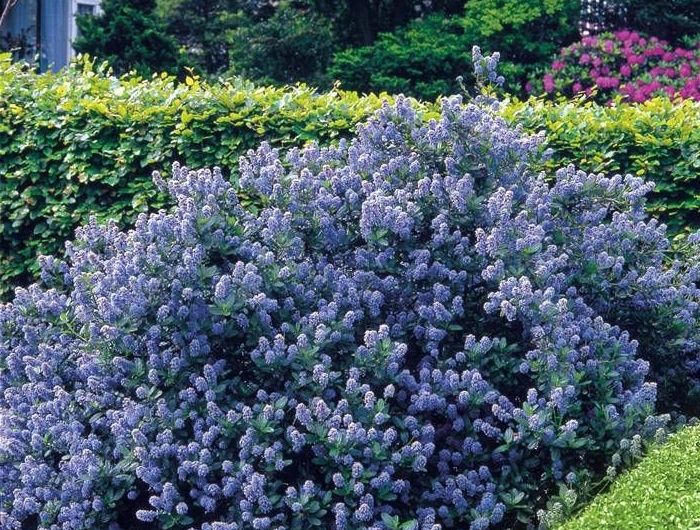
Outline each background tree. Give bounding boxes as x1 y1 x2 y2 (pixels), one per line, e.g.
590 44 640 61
158 0 463 78
74 0 181 76
322 0 464 46
328 0 581 100
225 0 337 84
159 0 243 75
623 0 700 44
579 0 700 43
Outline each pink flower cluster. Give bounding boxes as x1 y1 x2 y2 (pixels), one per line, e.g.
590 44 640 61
531 30 700 103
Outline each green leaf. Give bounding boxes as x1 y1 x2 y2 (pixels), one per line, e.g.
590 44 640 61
381 513 399 529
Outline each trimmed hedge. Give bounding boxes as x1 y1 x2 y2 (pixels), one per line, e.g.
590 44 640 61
1 54 700 299
561 424 700 529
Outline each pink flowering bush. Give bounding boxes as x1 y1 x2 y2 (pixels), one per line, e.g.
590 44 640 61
529 30 700 103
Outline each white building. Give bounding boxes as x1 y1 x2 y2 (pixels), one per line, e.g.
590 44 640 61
0 0 101 71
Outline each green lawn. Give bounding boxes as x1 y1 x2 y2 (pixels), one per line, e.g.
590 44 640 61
562 425 700 529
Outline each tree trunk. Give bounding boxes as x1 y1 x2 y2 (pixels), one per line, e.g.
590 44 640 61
348 0 373 45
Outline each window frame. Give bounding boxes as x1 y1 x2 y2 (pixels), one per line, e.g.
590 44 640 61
67 0 101 60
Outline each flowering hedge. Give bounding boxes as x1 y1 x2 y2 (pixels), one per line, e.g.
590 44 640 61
529 30 700 103
2 52 699 529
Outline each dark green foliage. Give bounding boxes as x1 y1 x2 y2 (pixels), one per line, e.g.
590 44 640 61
328 15 469 100
580 0 700 44
160 0 337 80
578 0 626 33
156 0 462 80
227 1 337 85
329 0 581 100
463 0 581 89
73 0 182 76
623 0 700 44
217 0 464 85
297 0 464 46
160 0 243 75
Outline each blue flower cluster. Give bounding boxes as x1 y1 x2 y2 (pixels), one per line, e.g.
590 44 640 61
1 54 699 529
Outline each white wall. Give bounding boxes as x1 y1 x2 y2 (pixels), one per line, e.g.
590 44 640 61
67 0 101 61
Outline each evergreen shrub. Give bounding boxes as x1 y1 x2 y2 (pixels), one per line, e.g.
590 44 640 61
1 50 699 530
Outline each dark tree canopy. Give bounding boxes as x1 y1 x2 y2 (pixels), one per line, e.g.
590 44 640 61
161 0 241 75
624 0 700 44
159 0 464 76
74 0 182 76
580 0 700 43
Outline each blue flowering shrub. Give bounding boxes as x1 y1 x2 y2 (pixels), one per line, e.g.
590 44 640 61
1 52 700 530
